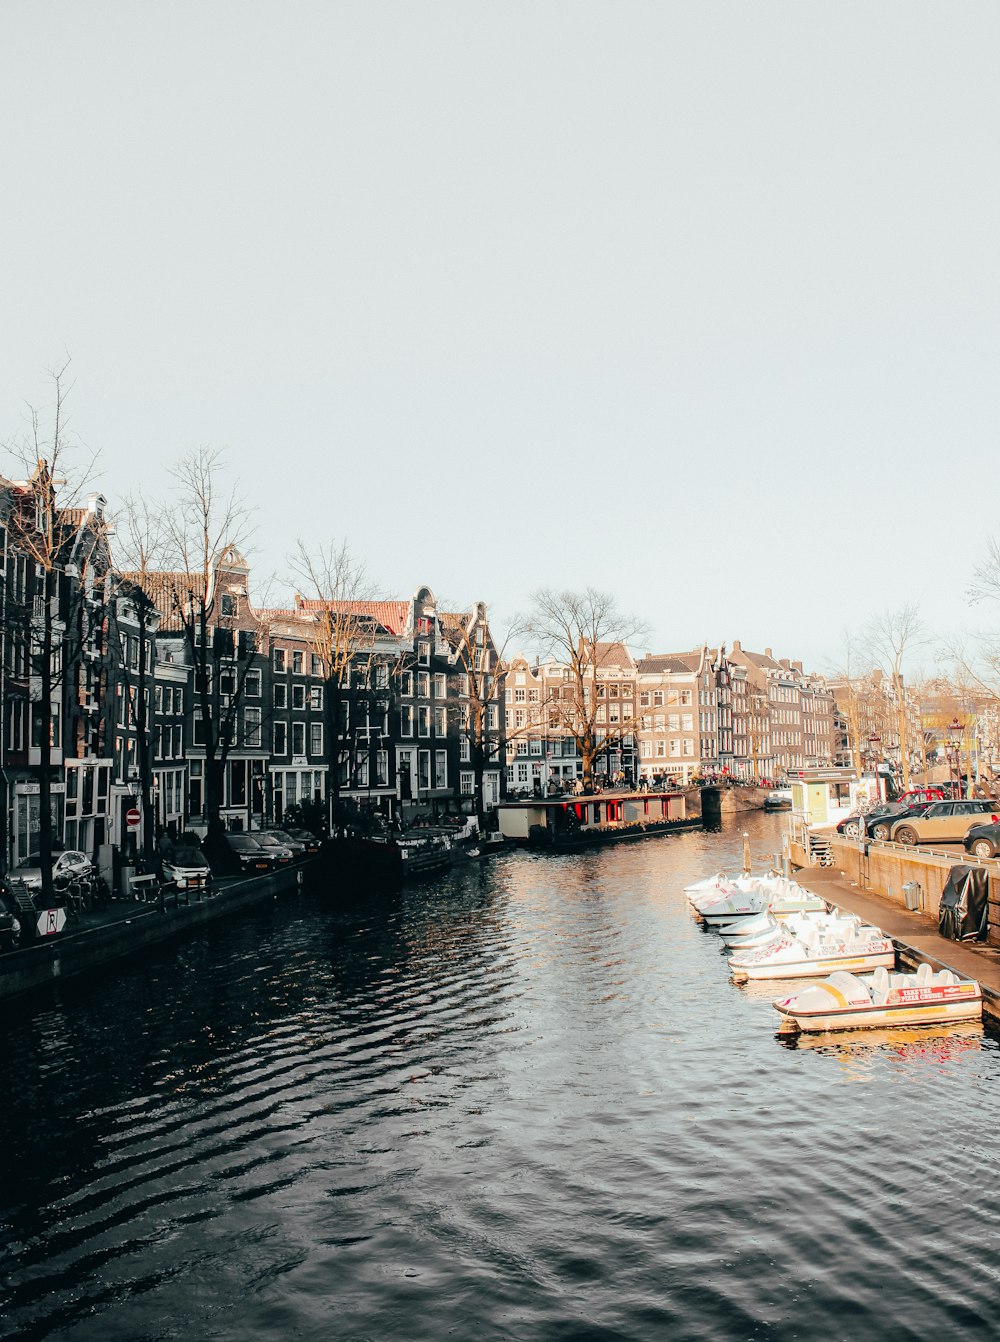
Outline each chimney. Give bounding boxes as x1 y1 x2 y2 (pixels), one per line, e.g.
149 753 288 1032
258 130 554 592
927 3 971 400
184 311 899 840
792 660 803 674
732 640 741 653
765 647 773 659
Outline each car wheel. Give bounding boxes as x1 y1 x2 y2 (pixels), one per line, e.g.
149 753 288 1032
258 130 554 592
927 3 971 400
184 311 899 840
872 823 891 840
971 838 995 860
894 826 917 846
843 821 861 837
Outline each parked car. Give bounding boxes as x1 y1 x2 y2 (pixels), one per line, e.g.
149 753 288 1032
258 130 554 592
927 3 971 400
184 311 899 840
836 802 908 838
963 820 1000 860
282 828 322 855
249 832 295 865
262 829 309 857
889 799 1000 846
207 833 278 877
15 849 94 892
895 785 951 806
162 846 213 890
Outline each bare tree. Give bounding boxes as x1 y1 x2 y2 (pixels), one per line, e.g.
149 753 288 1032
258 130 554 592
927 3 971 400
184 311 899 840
289 539 386 832
109 492 170 869
2 362 106 894
518 587 648 792
159 447 258 845
862 604 927 788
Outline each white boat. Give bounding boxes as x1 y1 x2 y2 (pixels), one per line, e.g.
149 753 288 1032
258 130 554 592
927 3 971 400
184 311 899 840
728 922 894 981
719 908 858 950
773 964 984 1032
685 873 761 906
697 881 827 926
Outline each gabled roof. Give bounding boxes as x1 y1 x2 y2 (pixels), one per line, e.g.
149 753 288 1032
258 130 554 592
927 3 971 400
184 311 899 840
636 655 695 675
594 641 635 671
290 598 408 636
121 571 208 632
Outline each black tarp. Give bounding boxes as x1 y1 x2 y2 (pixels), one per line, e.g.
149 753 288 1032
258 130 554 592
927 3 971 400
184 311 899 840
938 864 990 942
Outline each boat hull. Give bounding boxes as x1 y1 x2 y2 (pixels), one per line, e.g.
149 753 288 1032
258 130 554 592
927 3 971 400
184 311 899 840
730 946 895 982
775 997 984 1032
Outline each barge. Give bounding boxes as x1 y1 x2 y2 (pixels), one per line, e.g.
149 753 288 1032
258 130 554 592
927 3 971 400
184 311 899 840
497 790 698 850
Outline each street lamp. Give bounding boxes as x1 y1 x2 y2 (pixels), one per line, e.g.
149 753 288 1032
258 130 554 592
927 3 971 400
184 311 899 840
947 718 963 799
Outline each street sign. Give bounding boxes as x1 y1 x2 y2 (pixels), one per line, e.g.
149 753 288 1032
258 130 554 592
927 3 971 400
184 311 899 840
125 807 141 832
37 908 66 937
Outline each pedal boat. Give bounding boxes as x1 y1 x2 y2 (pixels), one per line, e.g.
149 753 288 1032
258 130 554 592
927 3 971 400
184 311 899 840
773 964 983 1032
697 881 828 926
719 908 857 950
728 922 894 982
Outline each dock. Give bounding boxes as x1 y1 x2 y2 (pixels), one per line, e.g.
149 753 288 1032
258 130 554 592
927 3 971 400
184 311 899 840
793 863 1000 1026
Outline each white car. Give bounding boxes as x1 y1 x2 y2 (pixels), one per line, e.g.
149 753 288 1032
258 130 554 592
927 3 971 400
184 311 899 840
15 849 94 891
162 847 213 890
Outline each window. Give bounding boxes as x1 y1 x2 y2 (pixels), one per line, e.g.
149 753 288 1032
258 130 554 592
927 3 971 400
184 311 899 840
417 671 430 697
434 750 447 788
400 671 413 696
418 641 430 666
376 662 389 688
273 721 288 754
292 650 304 674
292 722 305 756
310 722 323 755
515 688 525 703
418 750 431 789
487 705 498 731
434 674 447 699
460 736 471 762
310 685 323 711
189 760 203 817
220 593 234 617
245 669 261 697
401 705 413 737
434 707 447 736
653 691 664 707
273 647 286 673
311 653 323 676
682 739 694 756
273 682 287 708
292 684 306 710
460 771 474 795
669 739 680 757
418 706 430 737
193 715 207 746
244 707 261 748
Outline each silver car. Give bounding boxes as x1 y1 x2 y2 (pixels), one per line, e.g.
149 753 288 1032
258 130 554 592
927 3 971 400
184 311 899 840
16 849 93 891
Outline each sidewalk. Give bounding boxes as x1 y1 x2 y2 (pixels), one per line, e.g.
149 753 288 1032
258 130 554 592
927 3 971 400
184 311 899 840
795 864 1000 1024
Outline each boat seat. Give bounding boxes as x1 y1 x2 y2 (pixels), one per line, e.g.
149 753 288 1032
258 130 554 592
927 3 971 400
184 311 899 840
871 966 891 1005
915 962 934 985
937 969 957 986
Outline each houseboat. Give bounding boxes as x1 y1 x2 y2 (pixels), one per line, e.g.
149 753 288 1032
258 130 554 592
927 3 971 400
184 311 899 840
496 790 697 849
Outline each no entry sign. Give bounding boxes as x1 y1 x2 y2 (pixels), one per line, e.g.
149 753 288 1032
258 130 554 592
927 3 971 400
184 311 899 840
125 807 141 832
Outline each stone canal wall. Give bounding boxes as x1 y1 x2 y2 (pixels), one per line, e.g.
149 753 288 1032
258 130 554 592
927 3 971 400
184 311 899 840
0 865 307 1005
796 835 1000 948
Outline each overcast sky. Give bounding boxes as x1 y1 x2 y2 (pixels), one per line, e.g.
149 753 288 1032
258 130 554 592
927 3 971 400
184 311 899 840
2 2 997 673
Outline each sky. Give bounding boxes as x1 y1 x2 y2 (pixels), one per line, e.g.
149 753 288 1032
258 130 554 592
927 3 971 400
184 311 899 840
2 1 998 675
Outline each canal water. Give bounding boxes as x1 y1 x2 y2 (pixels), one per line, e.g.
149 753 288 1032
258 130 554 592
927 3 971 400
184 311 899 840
1 813 999 1341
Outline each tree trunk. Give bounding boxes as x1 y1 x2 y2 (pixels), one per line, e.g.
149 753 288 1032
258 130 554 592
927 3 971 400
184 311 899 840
37 579 55 899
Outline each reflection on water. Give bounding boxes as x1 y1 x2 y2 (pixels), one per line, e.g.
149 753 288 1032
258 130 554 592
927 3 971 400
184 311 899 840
0 812 998 1342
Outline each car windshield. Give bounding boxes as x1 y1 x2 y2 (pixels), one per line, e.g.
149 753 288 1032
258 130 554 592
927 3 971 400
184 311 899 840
171 848 206 865
269 831 296 843
229 835 264 852
255 835 284 848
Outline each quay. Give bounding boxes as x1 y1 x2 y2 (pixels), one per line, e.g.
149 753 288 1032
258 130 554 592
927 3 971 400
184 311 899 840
0 865 306 1004
789 840 1000 1026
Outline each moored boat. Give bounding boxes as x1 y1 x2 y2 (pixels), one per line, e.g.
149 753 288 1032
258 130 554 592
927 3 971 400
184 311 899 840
697 880 827 926
728 922 894 981
773 964 984 1032
718 908 858 950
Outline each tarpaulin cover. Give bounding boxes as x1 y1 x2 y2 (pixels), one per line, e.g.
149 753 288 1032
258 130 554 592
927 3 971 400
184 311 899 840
938 864 990 942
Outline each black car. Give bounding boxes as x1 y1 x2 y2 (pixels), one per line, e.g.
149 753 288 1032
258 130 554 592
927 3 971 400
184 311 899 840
836 802 913 840
207 833 278 877
964 820 1000 860
283 828 321 855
